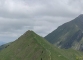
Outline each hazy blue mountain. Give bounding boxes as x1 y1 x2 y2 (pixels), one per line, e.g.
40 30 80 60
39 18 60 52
0 42 5 46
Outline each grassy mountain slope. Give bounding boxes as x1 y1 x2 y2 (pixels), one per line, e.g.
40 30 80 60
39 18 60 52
45 14 83 50
56 48 83 60
0 30 83 60
0 30 70 60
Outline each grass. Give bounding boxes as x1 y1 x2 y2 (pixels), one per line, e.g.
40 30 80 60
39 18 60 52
0 30 83 60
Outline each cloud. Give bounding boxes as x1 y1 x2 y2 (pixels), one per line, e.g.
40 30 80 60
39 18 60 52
0 0 82 43
0 0 82 19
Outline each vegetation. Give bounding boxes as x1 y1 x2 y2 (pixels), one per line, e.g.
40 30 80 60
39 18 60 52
0 15 83 60
0 30 82 60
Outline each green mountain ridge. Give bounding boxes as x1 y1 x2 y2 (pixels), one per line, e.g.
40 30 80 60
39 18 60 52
0 30 83 60
0 30 69 60
45 14 83 51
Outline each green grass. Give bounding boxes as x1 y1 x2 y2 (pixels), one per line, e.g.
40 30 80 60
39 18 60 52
0 30 83 60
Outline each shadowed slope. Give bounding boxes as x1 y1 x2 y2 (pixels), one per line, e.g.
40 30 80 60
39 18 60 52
45 14 83 50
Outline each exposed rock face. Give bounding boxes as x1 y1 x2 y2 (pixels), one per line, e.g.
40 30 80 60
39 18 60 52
45 14 83 51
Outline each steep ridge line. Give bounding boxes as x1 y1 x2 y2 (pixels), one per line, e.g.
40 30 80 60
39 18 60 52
34 35 52 60
46 49 51 60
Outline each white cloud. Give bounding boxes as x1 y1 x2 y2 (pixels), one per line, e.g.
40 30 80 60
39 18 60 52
0 0 82 43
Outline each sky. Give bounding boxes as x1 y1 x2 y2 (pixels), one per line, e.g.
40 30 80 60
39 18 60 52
0 0 83 43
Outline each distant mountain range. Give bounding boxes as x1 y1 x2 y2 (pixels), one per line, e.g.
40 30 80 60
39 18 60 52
45 14 83 51
0 42 5 46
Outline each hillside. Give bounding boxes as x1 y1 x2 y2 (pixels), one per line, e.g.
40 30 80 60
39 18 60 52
45 14 83 51
0 30 83 60
0 30 70 60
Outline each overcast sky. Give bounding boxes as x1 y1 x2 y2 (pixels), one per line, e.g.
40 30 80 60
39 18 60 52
0 0 83 43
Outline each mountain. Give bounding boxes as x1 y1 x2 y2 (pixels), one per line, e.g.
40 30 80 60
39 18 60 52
0 42 12 50
0 30 70 60
45 14 83 51
0 30 83 60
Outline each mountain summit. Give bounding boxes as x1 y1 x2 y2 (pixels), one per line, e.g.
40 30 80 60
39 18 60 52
45 14 83 51
0 30 70 60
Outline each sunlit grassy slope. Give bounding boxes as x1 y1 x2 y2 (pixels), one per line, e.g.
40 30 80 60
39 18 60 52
0 30 83 60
